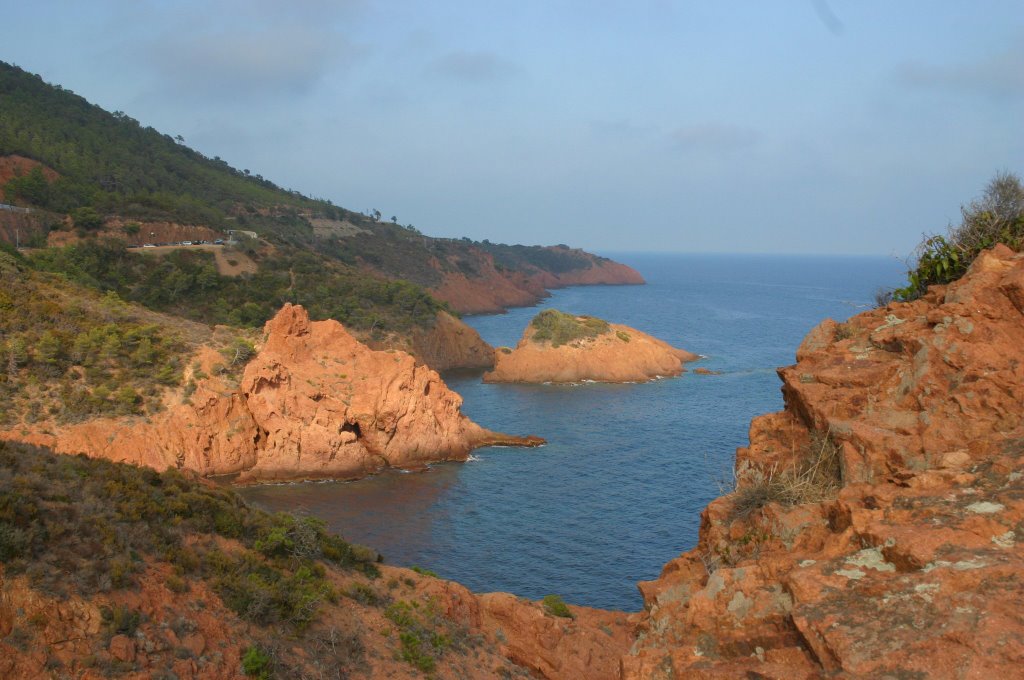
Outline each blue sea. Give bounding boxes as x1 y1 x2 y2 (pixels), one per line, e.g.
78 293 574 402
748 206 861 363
239 253 906 611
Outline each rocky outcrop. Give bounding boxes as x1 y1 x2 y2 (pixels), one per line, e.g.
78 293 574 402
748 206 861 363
622 245 1024 678
474 593 637 680
484 311 698 383
2 305 540 483
404 310 496 371
234 304 533 482
430 249 645 315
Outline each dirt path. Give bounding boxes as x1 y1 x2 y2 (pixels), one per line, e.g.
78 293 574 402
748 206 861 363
134 244 257 276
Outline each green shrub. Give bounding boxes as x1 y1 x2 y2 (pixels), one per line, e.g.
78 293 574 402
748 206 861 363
71 206 103 231
385 599 454 673
530 309 610 347
344 582 382 606
241 645 272 679
897 171 1024 300
542 594 574 619
102 604 142 637
411 565 438 578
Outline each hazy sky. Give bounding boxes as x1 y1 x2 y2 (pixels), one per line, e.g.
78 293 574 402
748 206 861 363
4 1 1022 255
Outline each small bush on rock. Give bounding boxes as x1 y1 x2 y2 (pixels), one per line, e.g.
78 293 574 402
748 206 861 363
730 430 843 520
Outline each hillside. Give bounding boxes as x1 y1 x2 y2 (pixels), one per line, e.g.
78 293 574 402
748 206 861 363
0 60 643 336
0 269 540 483
0 440 632 679
0 246 225 428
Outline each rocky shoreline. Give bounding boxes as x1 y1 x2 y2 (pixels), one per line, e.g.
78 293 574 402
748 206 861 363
2 304 542 484
621 245 1024 678
3 247 1023 678
484 310 698 384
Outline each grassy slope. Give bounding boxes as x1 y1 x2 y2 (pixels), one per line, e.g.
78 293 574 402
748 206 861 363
0 246 212 427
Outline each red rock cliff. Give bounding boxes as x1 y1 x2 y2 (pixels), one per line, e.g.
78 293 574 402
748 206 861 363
431 250 645 315
1 305 539 483
622 245 1024 678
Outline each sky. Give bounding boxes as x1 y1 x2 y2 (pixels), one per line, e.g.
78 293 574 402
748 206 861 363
3 1 1022 256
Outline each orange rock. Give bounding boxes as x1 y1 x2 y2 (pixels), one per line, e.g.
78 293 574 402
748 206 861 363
1 304 541 484
475 592 637 680
407 310 496 371
236 303 536 482
108 634 135 663
485 314 698 384
623 246 1024 678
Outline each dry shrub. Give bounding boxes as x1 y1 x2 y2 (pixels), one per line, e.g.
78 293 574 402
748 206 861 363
730 431 842 520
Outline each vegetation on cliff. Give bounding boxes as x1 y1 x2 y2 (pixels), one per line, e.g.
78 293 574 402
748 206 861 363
0 61 328 234
0 440 377 610
28 239 446 333
729 430 842 520
0 440 387 675
0 249 192 426
895 170 1024 300
529 309 610 347
0 440 519 677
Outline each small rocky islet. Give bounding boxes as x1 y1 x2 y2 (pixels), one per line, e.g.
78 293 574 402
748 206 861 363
484 308 700 384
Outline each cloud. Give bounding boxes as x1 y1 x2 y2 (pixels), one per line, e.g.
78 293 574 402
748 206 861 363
146 25 364 101
895 43 1024 101
668 123 760 153
428 51 517 82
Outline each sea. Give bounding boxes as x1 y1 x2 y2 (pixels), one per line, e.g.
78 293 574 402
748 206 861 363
239 253 907 611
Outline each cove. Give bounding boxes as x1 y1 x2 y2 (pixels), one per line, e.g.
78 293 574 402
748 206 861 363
239 253 906 610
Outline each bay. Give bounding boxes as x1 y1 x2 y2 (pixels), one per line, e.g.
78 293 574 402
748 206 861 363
239 253 906 610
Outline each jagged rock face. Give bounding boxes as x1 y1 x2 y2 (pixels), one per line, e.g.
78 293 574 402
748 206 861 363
484 321 698 384
235 304 494 482
2 305 536 483
622 245 1024 678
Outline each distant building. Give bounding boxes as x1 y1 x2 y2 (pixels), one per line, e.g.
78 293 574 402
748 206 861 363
0 203 31 214
226 229 258 240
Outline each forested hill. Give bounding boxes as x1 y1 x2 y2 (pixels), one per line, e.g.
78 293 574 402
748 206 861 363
0 61 641 333
0 60 345 241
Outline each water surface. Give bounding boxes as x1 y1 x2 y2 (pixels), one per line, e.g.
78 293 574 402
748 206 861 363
240 253 905 610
